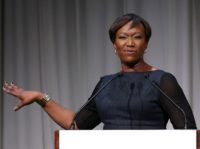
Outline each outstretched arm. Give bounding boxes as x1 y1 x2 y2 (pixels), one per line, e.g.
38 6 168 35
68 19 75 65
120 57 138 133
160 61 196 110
2 82 75 129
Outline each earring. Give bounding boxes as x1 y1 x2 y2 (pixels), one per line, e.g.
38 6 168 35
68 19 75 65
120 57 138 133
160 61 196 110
115 49 117 54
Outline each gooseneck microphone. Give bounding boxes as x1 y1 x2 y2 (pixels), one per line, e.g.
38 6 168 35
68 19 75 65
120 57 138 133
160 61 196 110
70 72 123 130
144 73 187 129
127 83 135 128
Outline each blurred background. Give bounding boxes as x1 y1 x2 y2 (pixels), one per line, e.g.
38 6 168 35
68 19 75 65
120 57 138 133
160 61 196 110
0 0 199 149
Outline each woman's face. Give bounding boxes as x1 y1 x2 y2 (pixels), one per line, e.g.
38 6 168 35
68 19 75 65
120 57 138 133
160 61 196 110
114 21 148 66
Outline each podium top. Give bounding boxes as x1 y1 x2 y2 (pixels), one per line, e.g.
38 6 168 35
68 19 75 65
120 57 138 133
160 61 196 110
55 130 199 149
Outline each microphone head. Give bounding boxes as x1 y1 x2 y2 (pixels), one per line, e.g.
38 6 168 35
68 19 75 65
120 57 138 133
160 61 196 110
117 72 124 77
144 73 150 79
130 83 135 90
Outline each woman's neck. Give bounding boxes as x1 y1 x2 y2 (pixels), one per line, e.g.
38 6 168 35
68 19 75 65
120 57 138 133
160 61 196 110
121 60 155 72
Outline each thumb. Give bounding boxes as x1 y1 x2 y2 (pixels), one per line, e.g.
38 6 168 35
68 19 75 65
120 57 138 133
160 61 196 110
13 102 24 111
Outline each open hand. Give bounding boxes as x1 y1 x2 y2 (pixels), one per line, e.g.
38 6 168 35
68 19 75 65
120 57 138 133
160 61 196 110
3 82 42 111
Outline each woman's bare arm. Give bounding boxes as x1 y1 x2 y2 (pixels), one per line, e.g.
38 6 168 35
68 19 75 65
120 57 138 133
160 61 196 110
2 82 75 129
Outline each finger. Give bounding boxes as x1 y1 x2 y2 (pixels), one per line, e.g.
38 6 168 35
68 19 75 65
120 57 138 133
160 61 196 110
10 82 18 88
3 82 21 96
12 84 18 89
3 83 13 91
13 102 24 111
8 84 14 90
4 81 11 87
3 82 17 89
4 81 9 86
2 86 11 93
3 82 9 89
3 85 14 94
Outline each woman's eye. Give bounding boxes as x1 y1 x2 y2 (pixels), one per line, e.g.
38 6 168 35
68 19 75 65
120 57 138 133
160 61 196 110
118 36 126 39
134 35 142 39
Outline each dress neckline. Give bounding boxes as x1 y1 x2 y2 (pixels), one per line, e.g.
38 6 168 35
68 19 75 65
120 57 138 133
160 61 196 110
121 69 161 74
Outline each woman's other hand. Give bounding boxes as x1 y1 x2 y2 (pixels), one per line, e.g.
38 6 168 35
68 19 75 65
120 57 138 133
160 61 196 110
2 82 43 111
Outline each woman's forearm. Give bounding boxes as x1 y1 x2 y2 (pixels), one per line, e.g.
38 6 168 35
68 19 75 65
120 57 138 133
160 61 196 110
37 95 75 129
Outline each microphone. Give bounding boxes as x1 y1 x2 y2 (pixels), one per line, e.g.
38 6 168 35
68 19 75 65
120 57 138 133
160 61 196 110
70 72 123 129
128 83 135 128
144 73 187 129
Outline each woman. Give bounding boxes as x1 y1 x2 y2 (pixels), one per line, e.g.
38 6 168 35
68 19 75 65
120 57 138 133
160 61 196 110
2 13 197 129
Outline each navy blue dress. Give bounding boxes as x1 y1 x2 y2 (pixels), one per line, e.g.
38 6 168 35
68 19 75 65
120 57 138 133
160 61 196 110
75 70 196 129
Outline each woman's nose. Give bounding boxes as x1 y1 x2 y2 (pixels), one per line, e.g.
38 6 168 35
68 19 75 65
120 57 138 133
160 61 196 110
126 37 135 46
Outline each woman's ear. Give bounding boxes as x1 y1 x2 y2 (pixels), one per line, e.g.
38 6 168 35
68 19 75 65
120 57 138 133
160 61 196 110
113 44 117 54
113 43 116 49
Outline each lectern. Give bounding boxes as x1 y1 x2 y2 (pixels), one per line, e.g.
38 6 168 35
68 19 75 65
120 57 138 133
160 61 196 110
55 130 200 149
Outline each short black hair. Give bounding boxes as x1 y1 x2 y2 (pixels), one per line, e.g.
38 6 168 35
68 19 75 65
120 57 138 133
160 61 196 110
109 13 152 43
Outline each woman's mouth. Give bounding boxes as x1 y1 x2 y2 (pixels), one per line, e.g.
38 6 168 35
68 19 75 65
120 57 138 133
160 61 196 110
123 49 136 55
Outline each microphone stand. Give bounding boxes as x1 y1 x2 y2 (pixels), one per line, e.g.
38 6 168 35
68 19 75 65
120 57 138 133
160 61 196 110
144 74 187 129
70 73 122 130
